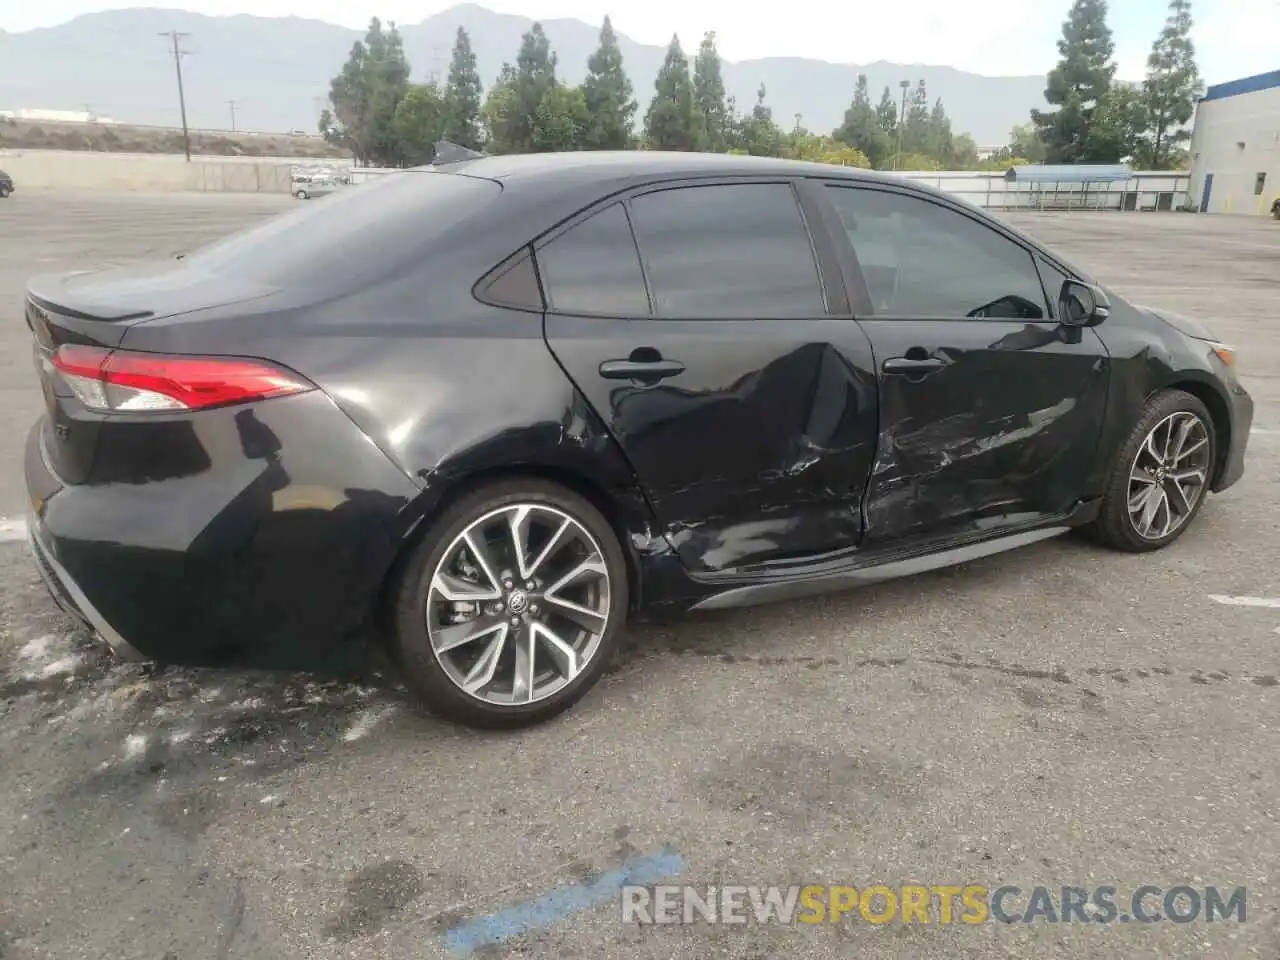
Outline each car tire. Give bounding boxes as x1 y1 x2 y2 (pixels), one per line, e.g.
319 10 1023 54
388 478 629 729
0 185 10 199
1085 388 1217 553
294 189 309 200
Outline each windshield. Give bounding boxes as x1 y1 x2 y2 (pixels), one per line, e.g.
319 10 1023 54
183 170 501 288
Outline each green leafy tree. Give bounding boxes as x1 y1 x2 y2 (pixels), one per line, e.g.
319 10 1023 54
693 31 729 152
581 16 637 149
1086 82 1148 161
834 74 891 168
534 85 590 151
1138 0 1202 169
393 82 447 165
741 83 784 157
1031 0 1117 163
876 86 899 140
325 18 412 166
951 132 980 168
442 27 483 150
492 24 559 154
1009 122 1047 162
481 64 521 153
644 35 698 150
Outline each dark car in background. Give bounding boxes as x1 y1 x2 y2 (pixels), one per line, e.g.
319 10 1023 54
0 169 13 198
23 152 1252 729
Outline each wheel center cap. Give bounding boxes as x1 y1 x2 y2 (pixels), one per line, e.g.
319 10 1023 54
507 590 528 615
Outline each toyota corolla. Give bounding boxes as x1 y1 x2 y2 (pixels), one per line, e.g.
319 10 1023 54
24 152 1252 728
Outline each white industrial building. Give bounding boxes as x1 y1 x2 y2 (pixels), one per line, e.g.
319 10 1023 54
1188 69 1280 215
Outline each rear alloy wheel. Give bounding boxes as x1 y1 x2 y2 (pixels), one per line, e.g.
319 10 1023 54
0 185 9 198
294 189 309 200
1087 389 1216 552
389 479 628 728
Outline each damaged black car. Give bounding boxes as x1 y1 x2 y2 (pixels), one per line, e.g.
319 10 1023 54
24 151 1252 728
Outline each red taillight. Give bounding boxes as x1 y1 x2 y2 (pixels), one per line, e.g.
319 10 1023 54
51 345 314 413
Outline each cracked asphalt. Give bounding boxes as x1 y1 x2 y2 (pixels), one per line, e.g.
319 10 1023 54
2 190 1279 959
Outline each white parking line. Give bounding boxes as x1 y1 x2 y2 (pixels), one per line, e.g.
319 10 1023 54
0 518 28 542
1252 427 1280 436
1208 595 1280 609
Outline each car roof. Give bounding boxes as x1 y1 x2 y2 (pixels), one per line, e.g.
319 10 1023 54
445 149 888 189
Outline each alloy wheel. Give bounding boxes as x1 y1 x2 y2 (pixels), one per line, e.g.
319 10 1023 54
1127 411 1211 541
425 504 612 706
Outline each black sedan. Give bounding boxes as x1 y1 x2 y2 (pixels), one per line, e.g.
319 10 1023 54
24 152 1252 729
0 169 12 198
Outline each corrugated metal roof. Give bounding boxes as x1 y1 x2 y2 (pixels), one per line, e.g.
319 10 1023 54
1006 164 1132 183
1203 70 1280 103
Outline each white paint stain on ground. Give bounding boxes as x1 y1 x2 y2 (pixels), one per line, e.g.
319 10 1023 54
342 705 399 743
124 734 149 759
16 633 83 680
1208 595 1280 609
0 518 28 542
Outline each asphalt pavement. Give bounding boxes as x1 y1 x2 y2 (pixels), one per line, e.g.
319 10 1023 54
1 190 1279 960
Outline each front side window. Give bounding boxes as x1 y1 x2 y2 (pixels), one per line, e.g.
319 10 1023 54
825 185 1049 320
537 202 650 317
627 183 826 319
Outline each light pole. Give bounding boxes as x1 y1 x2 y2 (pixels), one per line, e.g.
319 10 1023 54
895 79 910 171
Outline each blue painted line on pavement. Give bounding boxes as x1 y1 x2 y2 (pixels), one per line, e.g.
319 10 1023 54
444 845 685 956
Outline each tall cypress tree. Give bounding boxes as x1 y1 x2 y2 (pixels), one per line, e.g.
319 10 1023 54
508 24 558 153
875 86 899 139
644 35 697 150
581 16 637 149
693 31 729 152
442 27 483 150
834 75 890 168
1140 0 1202 169
1031 0 1117 163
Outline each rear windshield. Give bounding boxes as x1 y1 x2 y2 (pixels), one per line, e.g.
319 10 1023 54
183 170 501 287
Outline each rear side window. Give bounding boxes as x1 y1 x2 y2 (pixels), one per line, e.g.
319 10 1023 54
627 183 825 319
537 203 650 317
183 170 501 288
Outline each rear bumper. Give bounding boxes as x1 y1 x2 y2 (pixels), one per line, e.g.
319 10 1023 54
28 511 144 661
23 390 422 671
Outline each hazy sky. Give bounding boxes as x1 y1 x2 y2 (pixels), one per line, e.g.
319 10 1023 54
6 0 1275 84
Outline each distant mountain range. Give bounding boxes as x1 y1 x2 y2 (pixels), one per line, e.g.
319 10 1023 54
0 5 1049 144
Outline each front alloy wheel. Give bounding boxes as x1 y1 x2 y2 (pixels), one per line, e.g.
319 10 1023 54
390 479 628 728
1087 388 1216 553
1127 411 1211 541
427 504 611 706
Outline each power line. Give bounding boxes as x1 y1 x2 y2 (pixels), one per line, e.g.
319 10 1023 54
158 30 192 161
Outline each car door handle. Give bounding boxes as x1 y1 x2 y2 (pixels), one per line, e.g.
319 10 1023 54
882 356 946 375
598 358 686 381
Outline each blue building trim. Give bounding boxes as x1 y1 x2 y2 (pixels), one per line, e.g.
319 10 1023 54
1202 70 1280 103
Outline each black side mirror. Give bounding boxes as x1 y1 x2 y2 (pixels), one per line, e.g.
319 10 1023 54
1059 280 1110 326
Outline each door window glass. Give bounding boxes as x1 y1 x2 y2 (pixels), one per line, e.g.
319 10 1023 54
628 183 825 319
825 186 1049 320
537 202 650 317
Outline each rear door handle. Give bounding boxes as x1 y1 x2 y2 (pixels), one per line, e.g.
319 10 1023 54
599 358 686 381
882 356 946 375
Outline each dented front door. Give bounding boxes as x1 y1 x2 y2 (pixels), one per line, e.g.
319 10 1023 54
856 318 1109 545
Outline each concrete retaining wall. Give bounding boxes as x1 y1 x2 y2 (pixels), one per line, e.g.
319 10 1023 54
0 150 313 193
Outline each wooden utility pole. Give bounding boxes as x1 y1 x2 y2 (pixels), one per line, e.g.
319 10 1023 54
227 99 239 131
159 30 192 161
